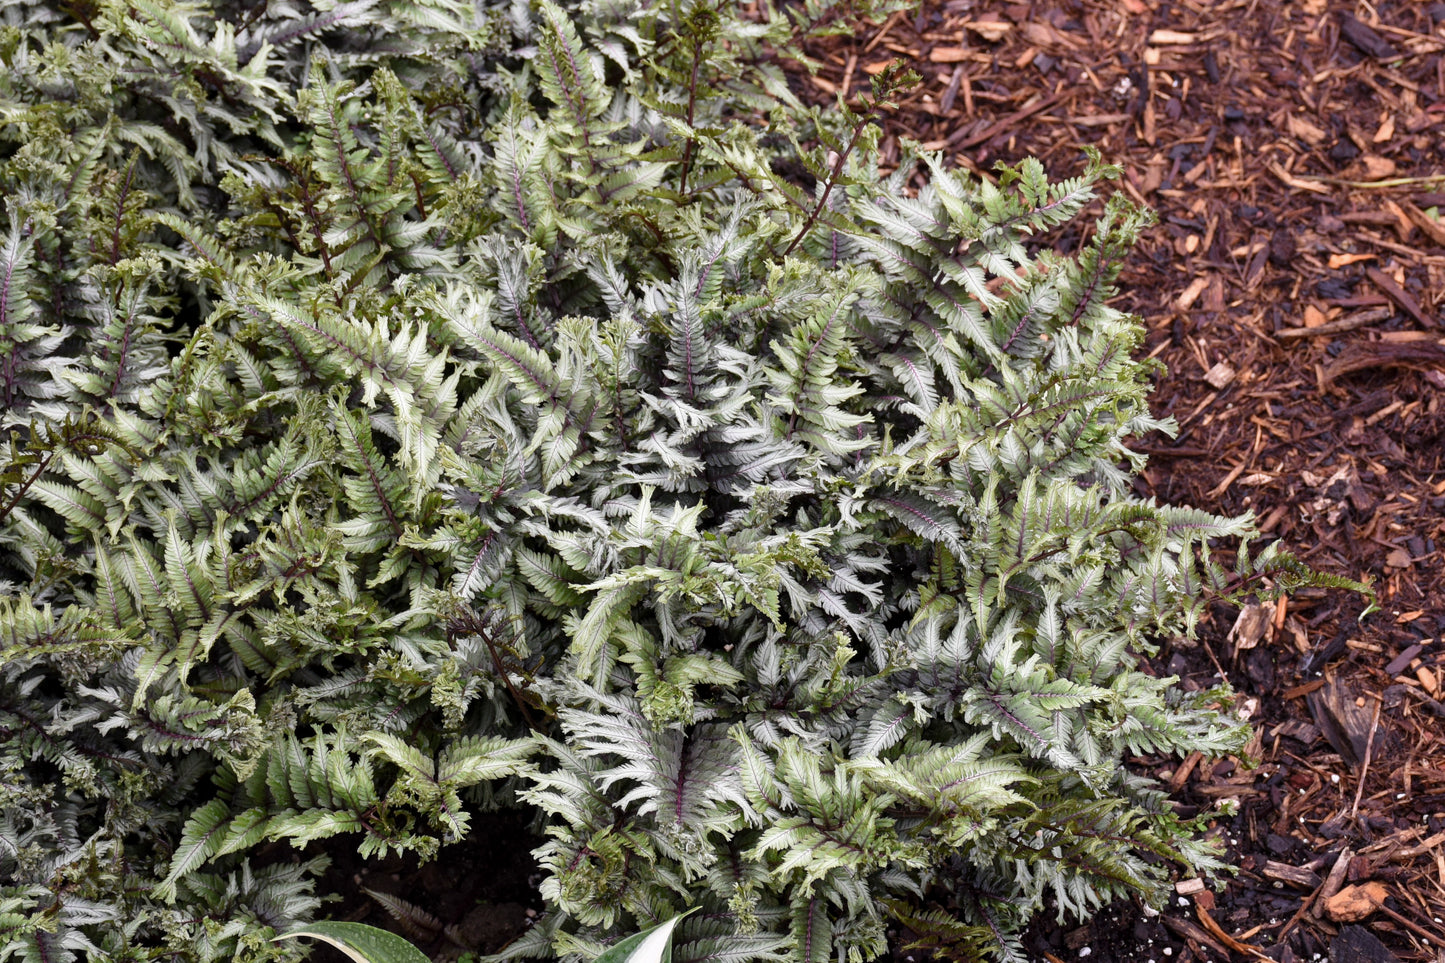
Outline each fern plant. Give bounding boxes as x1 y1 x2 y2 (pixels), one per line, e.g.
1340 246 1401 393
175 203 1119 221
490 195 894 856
0 0 1361 962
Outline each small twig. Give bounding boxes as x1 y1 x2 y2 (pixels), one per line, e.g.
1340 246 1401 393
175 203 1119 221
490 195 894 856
1279 845 1351 940
838 51 858 101
1350 696 1383 819
861 9 904 52
1272 168 1445 190
782 112 874 258
1275 883 1322 941
1275 307 1393 340
1369 896 1445 947
948 91 1063 149
1318 174 1445 188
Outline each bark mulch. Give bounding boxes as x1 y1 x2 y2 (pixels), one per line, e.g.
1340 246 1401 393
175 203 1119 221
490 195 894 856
788 1 1445 960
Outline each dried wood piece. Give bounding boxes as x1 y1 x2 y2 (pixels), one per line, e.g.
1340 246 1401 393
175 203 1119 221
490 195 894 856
961 19 1011 42
1394 830 1445 859
1327 252 1379 269
1308 679 1378 767
1160 915 1231 959
1267 160 1330 194
1195 905 1269 959
1358 155 1397 180
1175 275 1209 310
1202 361 1235 388
1365 266 1436 328
1068 112 1131 127
1227 602 1271 652
1169 750 1203 792
1324 881 1388 922
1399 200 1445 247
928 47 971 63
1312 846 1355 920
1263 861 1323 888
860 9 905 52
1338 13 1400 60
1286 113 1327 145
1385 643 1425 676
1338 211 1403 227
1284 679 1327 699
1329 926 1400 963
1270 719 1322 744
1275 307 1392 339
1324 339 1445 382
1148 29 1197 44
938 64 964 114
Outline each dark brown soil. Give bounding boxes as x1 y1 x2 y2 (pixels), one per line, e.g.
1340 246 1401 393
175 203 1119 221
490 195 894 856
299 811 545 963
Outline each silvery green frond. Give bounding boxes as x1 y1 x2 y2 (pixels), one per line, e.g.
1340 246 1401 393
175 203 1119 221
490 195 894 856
0 0 1364 959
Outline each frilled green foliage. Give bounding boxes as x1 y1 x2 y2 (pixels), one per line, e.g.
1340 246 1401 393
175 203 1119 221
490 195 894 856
0 1 1362 962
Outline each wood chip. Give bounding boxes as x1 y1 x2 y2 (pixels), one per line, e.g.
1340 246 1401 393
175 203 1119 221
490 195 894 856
1286 113 1327 146
927 47 971 63
1360 155 1397 180
1395 831 1445 859
1277 307 1392 340
1270 719 1321 744
1325 339 1445 382
1267 161 1330 194
963 20 1011 41
1284 679 1326 699
1328 252 1377 269
1196 905 1270 959
1366 266 1435 328
1175 275 1210 310
1227 602 1271 651
1160 915 1232 959
1339 13 1399 60
1324 881 1388 923
1169 750 1203 792
1385 643 1425 675
1308 680 1376 767
1069 112 1132 126
1176 877 1207 895
1330 926 1404 963
1401 200 1445 246
1203 361 1236 389
1148 29 1197 44
1312 846 1354 920
1263 861 1322 888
